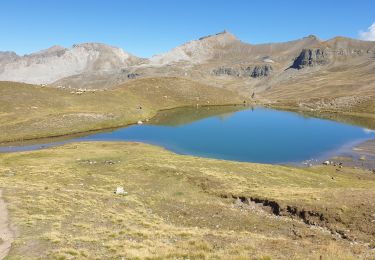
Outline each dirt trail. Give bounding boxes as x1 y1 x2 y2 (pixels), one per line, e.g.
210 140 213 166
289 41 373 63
0 190 14 260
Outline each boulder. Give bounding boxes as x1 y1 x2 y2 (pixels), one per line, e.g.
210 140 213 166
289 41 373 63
127 73 139 79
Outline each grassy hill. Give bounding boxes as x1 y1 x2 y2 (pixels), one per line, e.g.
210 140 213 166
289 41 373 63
0 78 246 143
0 142 374 259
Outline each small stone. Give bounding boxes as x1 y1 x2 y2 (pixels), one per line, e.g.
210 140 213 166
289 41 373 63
104 160 115 165
115 186 128 195
137 120 143 125
323 161 330 166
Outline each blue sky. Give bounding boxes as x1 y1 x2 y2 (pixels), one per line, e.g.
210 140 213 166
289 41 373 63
1 0 374 57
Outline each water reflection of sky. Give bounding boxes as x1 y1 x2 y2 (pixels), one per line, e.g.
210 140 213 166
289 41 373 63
363 128 375 134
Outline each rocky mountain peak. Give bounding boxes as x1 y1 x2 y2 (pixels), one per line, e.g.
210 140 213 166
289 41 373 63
30 45 66 57
0 51 19 60
304 34 320 41
0 42 141 84
37 45 65 53
148 31 240 65
72 42 115 51
0 51 19 73
198 30 239 42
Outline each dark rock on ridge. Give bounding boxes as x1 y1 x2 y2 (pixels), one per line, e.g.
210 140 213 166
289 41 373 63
127 73 139 79
212 67 240 77
250 64 273 78
213 64 273 78
291 48 330 69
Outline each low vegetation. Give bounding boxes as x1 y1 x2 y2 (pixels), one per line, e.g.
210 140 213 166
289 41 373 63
1 142 374 259
0 78 246 143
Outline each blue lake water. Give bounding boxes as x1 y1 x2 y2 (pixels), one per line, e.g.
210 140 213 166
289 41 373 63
1 107 375 164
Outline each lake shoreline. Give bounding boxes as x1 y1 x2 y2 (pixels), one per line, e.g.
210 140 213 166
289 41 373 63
266 103 375 130
1 106 374 171
3 102 374 146
0 103 249 145
329 139 375 171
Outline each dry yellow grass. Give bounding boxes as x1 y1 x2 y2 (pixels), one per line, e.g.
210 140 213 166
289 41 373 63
0 78 246 143
1 142 374 259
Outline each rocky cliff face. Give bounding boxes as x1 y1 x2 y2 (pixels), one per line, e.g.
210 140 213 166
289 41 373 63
251 65 273 77
0 44 141 84
212 67 240 77
291 48 330 69
213 64 273 78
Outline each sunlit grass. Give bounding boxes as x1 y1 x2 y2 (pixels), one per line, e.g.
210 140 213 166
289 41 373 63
1 142 374 259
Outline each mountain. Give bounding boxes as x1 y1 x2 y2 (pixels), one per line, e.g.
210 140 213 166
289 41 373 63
145 32 322 70
0 43 142 84
0 31 374 102
148 31 240 65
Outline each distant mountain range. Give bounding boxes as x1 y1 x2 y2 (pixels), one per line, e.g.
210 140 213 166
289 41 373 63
1 31 374 99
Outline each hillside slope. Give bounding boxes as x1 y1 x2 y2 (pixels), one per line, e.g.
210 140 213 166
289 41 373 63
0 78 246 142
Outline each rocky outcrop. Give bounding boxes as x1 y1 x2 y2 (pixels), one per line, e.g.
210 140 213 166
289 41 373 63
213 64 273 78
121 69 140 79
291 48 330 69
127 73 140 79
250 65 273 77
212 67 240 77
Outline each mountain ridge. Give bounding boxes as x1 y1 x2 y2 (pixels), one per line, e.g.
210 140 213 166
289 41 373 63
0 43 142 84
0 31 374 97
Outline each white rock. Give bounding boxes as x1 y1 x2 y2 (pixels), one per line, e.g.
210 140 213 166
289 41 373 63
137 120 143 125
323 161 331 165
115 186 127 195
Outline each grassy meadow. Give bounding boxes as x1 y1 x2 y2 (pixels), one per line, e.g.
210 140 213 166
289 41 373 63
0 142 374 259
